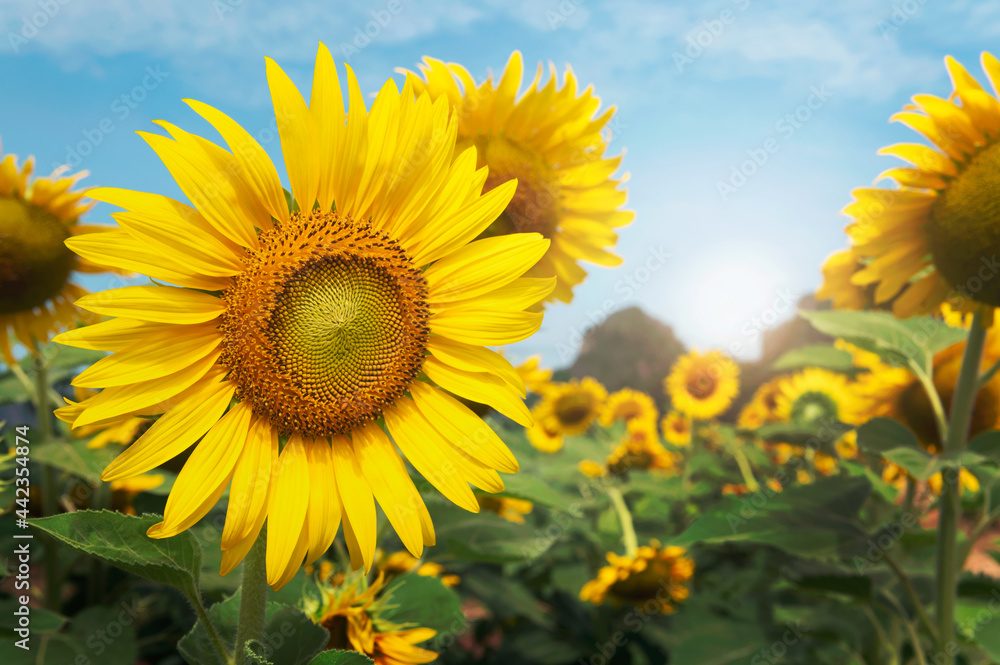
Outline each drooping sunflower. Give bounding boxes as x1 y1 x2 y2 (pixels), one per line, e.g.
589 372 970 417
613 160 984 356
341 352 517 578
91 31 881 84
579 541 694 614
526 377 607 452
660 410 691 446
310 572 438 665
0 140 118 362
773 368 868 427
598 388 658 427
664 350 740 420
477 494 533 524
401 52 633 304
827 53 1000 316
375 550 460 588
55 44 553 590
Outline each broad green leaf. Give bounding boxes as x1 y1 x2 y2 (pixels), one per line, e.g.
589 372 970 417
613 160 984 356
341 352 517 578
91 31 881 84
643 605 771 665
772 344 856 372
799 309 965 376
858 418 981 480
373 573 463 634
429 500 553 562
179 590 329 665
309 651 374 665
671 477 871 559
967 430 1000 463
856 417 920 453
0 599 66 634
495 473 579 513
956 601 1000 660
30 511 202 602
30 438 118 484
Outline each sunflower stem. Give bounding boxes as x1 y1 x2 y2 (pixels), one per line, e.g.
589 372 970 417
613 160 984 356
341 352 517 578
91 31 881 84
934 309 987 662
234 527 268 665
913 368 949 444
606 486 638 558
728 440 760 492
977 355 1000 388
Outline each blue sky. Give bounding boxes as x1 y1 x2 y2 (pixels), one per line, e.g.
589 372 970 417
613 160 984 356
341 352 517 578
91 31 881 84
3 0 997 366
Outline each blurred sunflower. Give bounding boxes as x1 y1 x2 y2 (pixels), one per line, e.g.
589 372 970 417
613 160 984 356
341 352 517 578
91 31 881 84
375 550 460 588
737 376 789 429
0 140 117 362
829 53 1000 316
883 461 980 496
527 377 607 452
514 354 553 394
310 572 438 665
605 435 676 476
402 51 633 304
665 350 740 420
660 411 691 446
477 494 533 524
579 541 693 613
774 368 868 427
815 249 877 310
111 473 164 516
55 44 552 589
599 388 657 427
722 478 783 495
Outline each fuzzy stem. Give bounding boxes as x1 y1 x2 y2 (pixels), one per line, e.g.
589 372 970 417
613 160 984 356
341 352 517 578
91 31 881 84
233 528 268 665
606 486 638 558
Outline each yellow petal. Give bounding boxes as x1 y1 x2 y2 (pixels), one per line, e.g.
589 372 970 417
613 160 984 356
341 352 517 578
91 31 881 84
74 286 224 324
266 57 320 212
222 416 277 550
266 434 310 587
331 436 376 572
53 318 171 352
427 337 524 396
422 358 532 427
429 307 543 346
425 234 549 303
304 438 342 566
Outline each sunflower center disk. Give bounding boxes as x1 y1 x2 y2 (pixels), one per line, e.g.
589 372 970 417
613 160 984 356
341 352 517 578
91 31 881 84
928 140 1000 306
221 211 429 437
0 197 74 314
555 394 595 426
471 136 561 239
686 372 718 400
790 391 839 427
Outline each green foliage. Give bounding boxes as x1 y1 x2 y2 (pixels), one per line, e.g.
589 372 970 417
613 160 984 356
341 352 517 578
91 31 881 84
772 343 856 372
308 651 375 664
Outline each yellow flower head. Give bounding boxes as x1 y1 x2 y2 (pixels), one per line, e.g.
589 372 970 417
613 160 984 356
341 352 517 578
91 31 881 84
660 410 692 446
816 249 878 310
515 354 553 394
830 53 1000 316
401 51 633 304
774 368 868 427
527 377 607 452
738 376 790 429
312 572 438 665
55 44 552 590
477 494 533 524
665 350 740 420
580 541 694 613
599 388 658 427
0 139 121 362
374 550 460 588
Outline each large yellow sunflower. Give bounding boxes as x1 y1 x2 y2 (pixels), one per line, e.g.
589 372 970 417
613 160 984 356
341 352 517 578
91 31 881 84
827 53 1000 316
55 44 553 590
401 52 633 304
773 368 868 427
0 140 116 362
664 350 740 420
526 377 607 452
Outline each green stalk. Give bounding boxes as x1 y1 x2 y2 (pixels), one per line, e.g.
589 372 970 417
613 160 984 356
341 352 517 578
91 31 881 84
729 441 760 492
934 310 987 660
193 594 234 665
606 486 638 558
234 528 268 665
34 354 60 611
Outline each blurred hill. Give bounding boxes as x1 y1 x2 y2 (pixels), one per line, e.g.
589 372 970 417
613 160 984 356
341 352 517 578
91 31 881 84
556 297 831 419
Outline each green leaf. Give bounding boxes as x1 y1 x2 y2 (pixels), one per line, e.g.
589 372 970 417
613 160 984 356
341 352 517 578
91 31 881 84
968 430 1000 463
772 344 857 372
373 573 463 634
755 421 839 445
30 510 202 602
308 651 375 665
179 591 329 665
0 599 66 634
458 568 553 627
856 417 920 453
956 601 1000 660
799 309 965 376
30 438 118 484
644 604 771 665
671 476 871 559
495 473 579 513
857 418 982 480
430 500 552 562
71 605 139 665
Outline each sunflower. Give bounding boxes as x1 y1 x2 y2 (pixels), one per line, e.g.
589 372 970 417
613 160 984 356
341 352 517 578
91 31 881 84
773 368 868 427
665 350 740 420
310 572 438 665
515 354 553 394
526 377 607 452
599 389 657 427
0 140 120 362
401 52 633 304
477 494 533 524
375 550 460 588
56 387 145 449
828 53 1000 316
55 44 553 590
737 376 790 430
579 541 693 614
815 249 878 310
660 411 691 446
722 478 783 495
605 434 676 476
883 462 980 496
